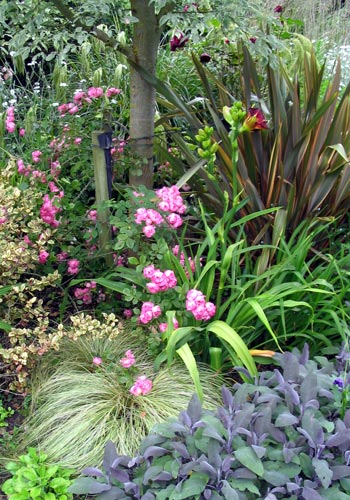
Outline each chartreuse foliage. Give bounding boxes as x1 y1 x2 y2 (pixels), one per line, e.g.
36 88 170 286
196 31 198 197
70 345 350 499
1 447 73 500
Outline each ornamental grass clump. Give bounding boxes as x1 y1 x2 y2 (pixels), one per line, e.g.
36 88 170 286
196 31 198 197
70 344 350 499
22 329 223 471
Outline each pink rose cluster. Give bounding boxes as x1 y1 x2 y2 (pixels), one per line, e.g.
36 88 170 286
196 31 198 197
119 349 136 368
74 281 96 304
93 356 103 366
38 250 50 264
134 185 186 238
57 86 121 117
118 350 153 396
0 206 8 225
159 317 179 333
87 209 97 221
40 194 62 228
130 375 153 396
156 185 186 214
1 66 13 82
111 139 126 157
143 265 177 294
186 289 216 321
67 259 80 275
172 244 197 274
55 253 85 279
5 106 15 133
135 208 164 238
139 301 162 324
17 155 49 184
157 185 185 229
17 159 32 177
32 150 42 164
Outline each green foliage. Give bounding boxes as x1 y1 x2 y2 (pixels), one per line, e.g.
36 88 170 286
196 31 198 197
69 345 350 499
1 447 73 500
0 397 14 428
103 184 350 373
267 0 350 49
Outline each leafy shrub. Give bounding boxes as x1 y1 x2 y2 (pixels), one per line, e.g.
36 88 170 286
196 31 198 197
70 344 350 499
0 298 121 391
0 395 14 428
1 447 73 500
103 183 350 388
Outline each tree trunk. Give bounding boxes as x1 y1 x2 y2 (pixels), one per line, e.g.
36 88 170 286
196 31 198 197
129 0 161 188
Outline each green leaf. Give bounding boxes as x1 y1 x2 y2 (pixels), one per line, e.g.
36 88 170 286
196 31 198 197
21 468 38 481
275 412 299 427
0 319 12 332
234 447 264 477
328 143 349 163
166 326 201 365
228 478 260 495
68 477 110 495
171 472 208 500
156 484 176 500
44 493 56 500
263 469 289 487
312 457 333 489
50 477 70 490
206 321 257 377
264 461 301 478
29 486 42 498
0 285 12 296
319 487 350 500
220 480 240 499
176 158 207 188
176 343 204 402
245 298 282 351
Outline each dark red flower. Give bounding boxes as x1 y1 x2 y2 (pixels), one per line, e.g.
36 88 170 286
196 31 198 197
274 5 283 13
200 52 211 64
249 37 257 44
170 33 189 52
243 108 268 131
184 2 198 10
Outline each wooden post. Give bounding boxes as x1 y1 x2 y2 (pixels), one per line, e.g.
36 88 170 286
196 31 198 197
92 131 113 266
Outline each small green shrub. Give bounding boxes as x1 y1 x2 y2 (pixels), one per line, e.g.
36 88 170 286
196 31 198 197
0 396 14 428
70 344 350 499
2 447 73 500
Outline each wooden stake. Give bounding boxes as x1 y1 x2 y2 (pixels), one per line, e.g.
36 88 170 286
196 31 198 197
92 131 113 266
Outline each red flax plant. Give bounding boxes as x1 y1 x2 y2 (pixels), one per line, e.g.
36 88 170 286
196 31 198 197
154 47 350 251
236 45 350 240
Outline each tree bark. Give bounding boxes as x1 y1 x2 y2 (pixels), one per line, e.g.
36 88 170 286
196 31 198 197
128 0 162 188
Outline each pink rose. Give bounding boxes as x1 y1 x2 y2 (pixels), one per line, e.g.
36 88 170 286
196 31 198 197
130 375 152 396
38 250 49 264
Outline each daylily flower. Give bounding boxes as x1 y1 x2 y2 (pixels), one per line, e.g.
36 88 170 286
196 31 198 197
200 52 211 64
241 107 268 132
170 33 189 52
